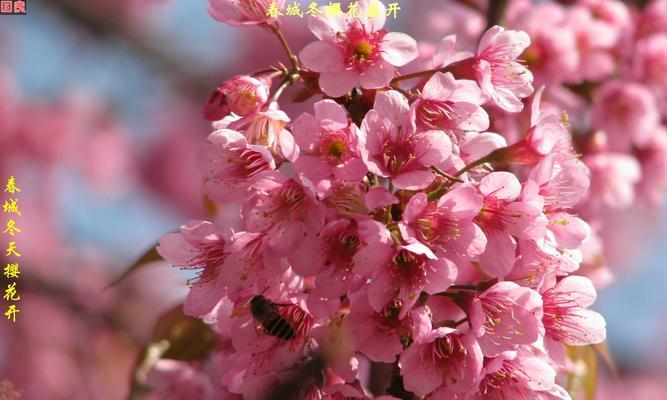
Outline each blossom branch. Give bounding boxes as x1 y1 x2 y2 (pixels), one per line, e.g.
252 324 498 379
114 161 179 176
268 25 300 73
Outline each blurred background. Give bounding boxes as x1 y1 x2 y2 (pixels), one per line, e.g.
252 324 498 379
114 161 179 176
0 0 665 398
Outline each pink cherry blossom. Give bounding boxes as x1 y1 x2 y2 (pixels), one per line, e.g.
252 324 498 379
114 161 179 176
145 360 222 400
218 106 299 162
541 275 606 346
494 86 572 165
143 2 635 396
528 154 590 212
399 186 487 263
591 81 660 150
452 25 534 112
410 72 489 139
218 231 302 301
471 352 571 400
358 243 458 317
200 129 276 202
299 0 418 97
468 281 543 357
475 172 547 277
157 221 228 316
242 172 325 255
287 218 391 299
636 125 667 207
399 327 483 395
360 90 452 190
638 0 667 38
510 3 580 86
342 295 430 363
584 152 641 209
566 5 619 82
292 99 367 185
203 75 270 121
632 34 667 114
208 0 285 27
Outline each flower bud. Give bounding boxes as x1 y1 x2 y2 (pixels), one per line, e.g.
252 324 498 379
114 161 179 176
203 75 270 121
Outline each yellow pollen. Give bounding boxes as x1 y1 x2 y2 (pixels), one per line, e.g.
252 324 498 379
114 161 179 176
327 140 346 158
354 41 373 59
523 48 539 66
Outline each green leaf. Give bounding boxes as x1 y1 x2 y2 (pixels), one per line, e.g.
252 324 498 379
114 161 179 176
566 344 599 400
592 341 619 378
125 305 217 400
151 304 217 361
106 245 162 289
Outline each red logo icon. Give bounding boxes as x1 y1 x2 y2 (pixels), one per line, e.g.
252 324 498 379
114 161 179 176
0 0 26 15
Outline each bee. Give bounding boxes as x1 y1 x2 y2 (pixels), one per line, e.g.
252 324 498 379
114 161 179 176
249 295 296 340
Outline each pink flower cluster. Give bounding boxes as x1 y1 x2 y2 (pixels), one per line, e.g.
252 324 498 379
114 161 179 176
500 0 667 278
153 1 610 399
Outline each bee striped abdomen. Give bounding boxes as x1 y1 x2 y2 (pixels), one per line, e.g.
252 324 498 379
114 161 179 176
264 314 296 340
250 295 297 341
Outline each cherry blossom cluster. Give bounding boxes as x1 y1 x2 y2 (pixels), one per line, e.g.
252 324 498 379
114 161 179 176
500 0 667 280
152 1 608 398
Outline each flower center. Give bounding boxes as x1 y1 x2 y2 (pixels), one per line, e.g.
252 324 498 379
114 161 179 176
354 41 374 59
475 197 520 231
381 136 415 173
322 231 360 268
231 90 259 115
390 250 428 293
327 139 347 158
416 203 461 247
226 147 271 181
186 242 227 286
339 21 387 69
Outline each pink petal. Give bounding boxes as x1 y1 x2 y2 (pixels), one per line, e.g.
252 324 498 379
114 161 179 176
416 130 452 166
299 41 344 72
367 272 396 314
479 230 516 277
554 276 597 307
530 86 546 126
184 284 223 317
373 90 409 118
450 79 487 104
479 171 521 200
308 12 347 40
548 213 590 249
353 242 393 277
359 60 395 89
392 169 435 190
156 233 198 265
294 155 331 182
334 158 368 181
288 235 323 276
358 0 386 30
381 32 419 67
400 346 443 395
319 70 359 98
460 132 507 162
516 356 556 391
291 113 321 150
364 187 398 210
563 309 606 345
422 72 456 100
278 129 300 162
452 102 490 132
402 192 428 224
314 99 349 130
438 184 484 219
423 258 458 294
